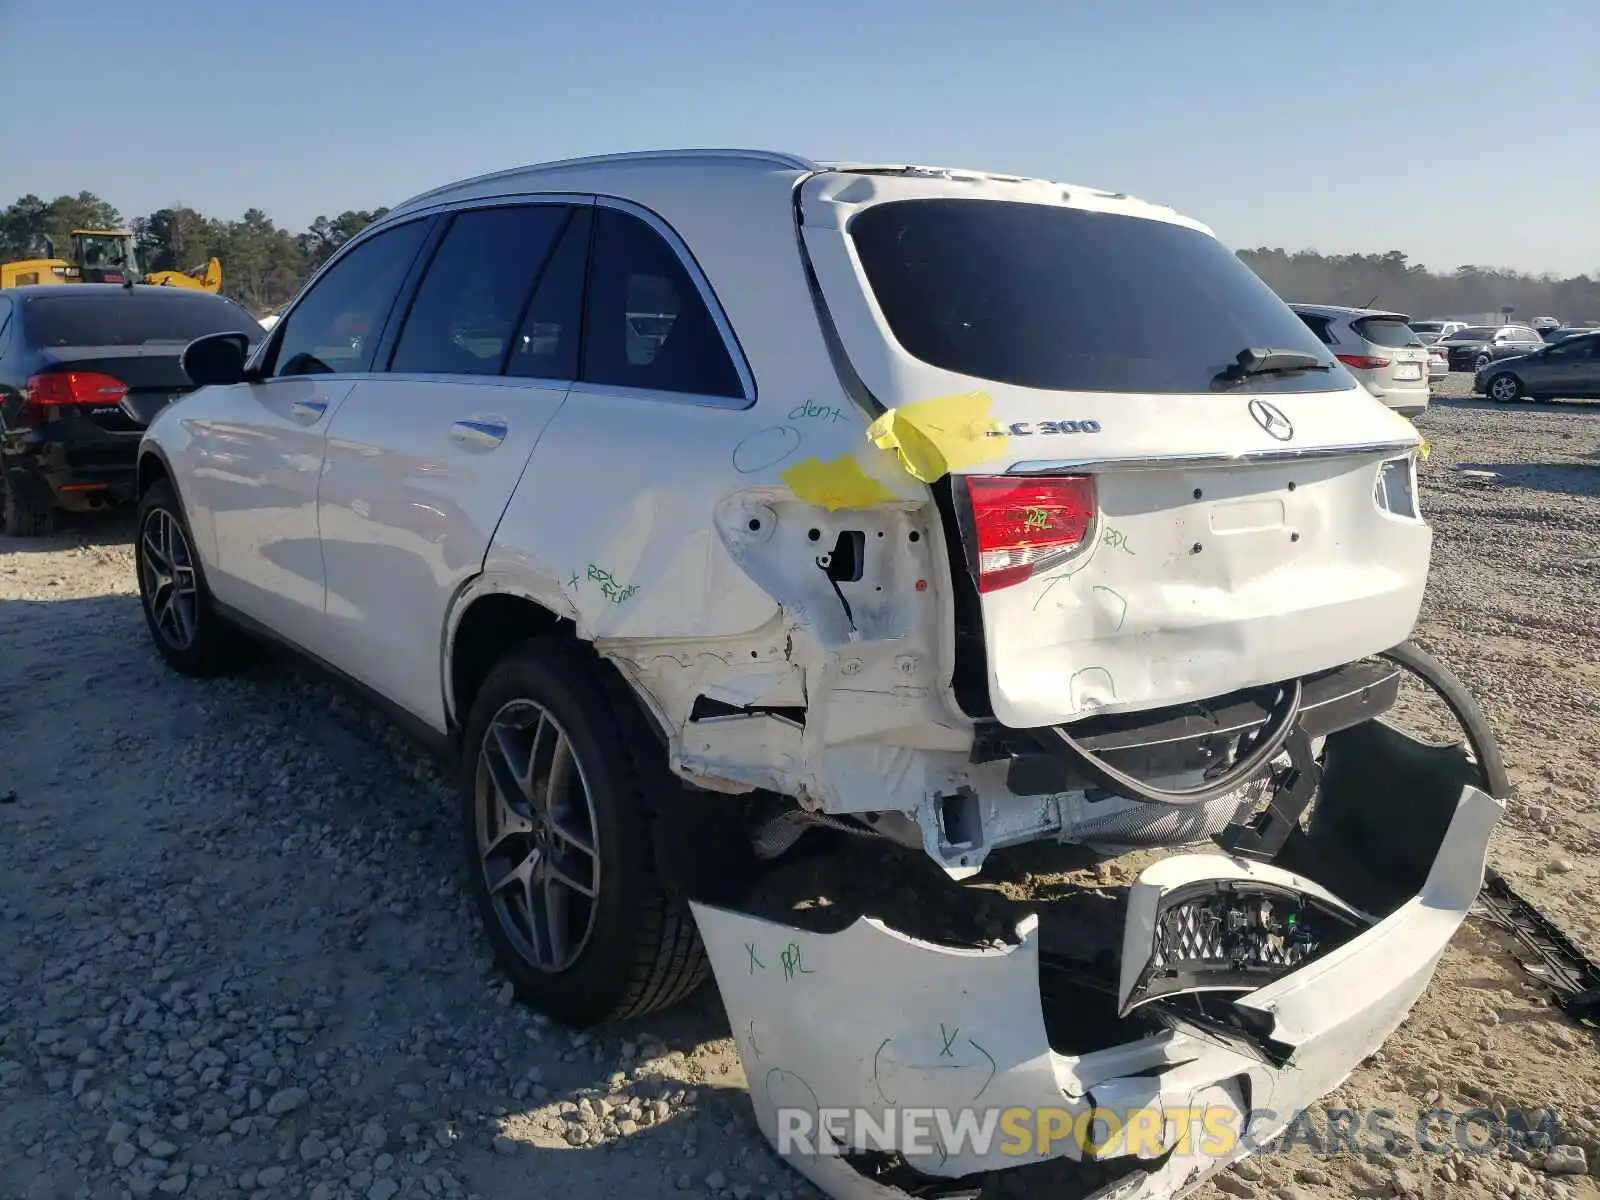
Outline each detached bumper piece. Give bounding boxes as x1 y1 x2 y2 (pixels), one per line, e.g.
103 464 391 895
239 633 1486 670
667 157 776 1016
690 723 1503 1200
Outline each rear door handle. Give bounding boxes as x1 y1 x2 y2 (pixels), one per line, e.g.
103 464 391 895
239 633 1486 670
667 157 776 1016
451 419 507 449
289 400 327 424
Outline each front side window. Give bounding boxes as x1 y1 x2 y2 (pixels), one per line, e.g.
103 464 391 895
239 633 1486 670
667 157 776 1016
580 207 744 399
389 204 574 376
270 219 432 378
849 199 1343 394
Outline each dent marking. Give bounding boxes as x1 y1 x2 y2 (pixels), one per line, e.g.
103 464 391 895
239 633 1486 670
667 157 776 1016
733 425 803 474
870 1034 1000 1105
1070 666 1117 710
1092 585 1129 631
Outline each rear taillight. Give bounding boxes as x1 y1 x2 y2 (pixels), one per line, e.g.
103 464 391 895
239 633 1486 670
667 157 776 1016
24 371 129 406
965 475 1096 594
1336 354 1390 370
19 371 129 429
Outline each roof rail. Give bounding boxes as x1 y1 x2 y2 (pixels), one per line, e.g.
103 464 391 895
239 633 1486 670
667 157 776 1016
390 148 820 215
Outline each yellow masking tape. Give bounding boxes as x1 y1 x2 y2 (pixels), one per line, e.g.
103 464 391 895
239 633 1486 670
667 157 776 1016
866 390 1007 483
780 454 898 511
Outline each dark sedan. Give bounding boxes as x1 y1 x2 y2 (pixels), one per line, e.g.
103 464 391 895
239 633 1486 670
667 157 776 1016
1438 324 1546 371
0 285 263 536
1474 331 1600 402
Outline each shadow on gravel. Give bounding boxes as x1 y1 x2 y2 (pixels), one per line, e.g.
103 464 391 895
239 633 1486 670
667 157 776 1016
1452 462 1600 499
0 507 137 555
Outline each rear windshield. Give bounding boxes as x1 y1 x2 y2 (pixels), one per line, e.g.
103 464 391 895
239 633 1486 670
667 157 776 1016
1446 327 1495 341
1352 317 1422 348
1410 321 1443 334
24 292 263 348
847 199 1345 394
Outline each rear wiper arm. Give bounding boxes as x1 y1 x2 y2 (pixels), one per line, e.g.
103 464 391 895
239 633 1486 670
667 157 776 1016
1214 348 1333 385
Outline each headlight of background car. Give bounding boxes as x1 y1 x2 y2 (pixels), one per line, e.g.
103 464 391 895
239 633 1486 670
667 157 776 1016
1374 454 1420 519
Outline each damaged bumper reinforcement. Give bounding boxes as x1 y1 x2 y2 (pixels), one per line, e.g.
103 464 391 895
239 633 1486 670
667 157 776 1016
689 722 1504 1200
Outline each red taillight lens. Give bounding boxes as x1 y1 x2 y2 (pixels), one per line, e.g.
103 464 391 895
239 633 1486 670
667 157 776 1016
24 371 129 406
1336 354 1390 370
965 475 1096 594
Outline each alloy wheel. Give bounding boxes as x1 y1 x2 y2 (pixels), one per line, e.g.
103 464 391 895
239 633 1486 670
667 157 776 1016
475 700 602 973
1489 376 1520 403
139 508 200 650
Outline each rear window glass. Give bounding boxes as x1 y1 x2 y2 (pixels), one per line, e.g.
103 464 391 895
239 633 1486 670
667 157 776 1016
24 293 263 348
1446 328 1495 341
847 199 1345 394
1409 321 1443 334
1352 317 1421 348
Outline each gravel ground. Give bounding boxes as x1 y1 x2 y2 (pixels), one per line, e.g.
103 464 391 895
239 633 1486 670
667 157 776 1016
2 376 1598 1200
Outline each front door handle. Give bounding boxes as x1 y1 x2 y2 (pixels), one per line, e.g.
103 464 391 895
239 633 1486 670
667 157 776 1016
451 419 507 449
289 400 327 424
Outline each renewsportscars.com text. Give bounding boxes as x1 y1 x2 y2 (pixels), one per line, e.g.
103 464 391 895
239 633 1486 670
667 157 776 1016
776 1105 1560 1160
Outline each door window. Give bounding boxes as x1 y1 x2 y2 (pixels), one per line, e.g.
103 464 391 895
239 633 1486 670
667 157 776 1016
506 206 591 382
390 204 574 376
580 207 744 399
269 219 432 378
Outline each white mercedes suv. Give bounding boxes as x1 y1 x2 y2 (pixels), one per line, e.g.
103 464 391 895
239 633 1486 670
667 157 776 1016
136 150 1500 1199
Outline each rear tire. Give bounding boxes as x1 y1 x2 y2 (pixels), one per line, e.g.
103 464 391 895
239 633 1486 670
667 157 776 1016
461 635 708 1027
1 468 56 538
1474 353 1493 373
135 479 256 676
1486 373 1523 403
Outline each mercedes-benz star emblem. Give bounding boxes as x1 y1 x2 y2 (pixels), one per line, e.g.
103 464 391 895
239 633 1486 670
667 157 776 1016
1248 399 1294 441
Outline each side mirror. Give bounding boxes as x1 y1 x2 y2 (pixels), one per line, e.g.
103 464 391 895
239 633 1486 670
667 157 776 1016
182 331 253 387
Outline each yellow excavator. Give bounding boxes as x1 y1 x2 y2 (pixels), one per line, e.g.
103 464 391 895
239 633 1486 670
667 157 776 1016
0 228 222 292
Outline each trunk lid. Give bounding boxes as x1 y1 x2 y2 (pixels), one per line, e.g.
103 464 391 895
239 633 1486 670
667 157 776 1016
37 346 197 431
798 170 1430 729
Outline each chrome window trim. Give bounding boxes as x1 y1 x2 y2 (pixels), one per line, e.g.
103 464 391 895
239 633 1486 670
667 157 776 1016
1006 440 1421 475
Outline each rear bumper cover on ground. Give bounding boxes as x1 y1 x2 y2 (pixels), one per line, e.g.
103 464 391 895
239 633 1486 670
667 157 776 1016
690 729 1502 1200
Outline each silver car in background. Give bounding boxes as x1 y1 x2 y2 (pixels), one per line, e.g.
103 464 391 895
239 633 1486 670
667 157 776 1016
1290 304 1431 416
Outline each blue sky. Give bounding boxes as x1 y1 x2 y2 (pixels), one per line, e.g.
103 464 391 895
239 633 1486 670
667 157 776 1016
3 0 1595 275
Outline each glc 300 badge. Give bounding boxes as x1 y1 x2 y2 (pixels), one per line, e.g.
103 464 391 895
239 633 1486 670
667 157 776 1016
986 420 1103 437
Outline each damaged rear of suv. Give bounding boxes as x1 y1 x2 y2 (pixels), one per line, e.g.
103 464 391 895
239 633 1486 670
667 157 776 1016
140 150 1503 1200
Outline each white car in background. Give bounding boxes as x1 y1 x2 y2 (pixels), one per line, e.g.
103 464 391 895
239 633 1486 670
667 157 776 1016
1408 319 1469 345
133 149 1497 1200
1290 304 1431 415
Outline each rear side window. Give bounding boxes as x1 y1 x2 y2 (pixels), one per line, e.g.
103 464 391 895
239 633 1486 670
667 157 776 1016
271 219 432 377
580 207 744 400
22 294 262 348
390 204 573 376
848 199 1342 394
1352 317 1421 348
1295 312 1335 345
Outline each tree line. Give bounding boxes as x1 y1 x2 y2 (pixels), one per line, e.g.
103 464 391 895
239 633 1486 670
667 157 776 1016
6 191 1600 327
0 192 389 314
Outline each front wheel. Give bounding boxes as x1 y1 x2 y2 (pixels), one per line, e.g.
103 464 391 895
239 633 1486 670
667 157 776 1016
1486 373 1523 403
135 479 256 676
461 636 708 1027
